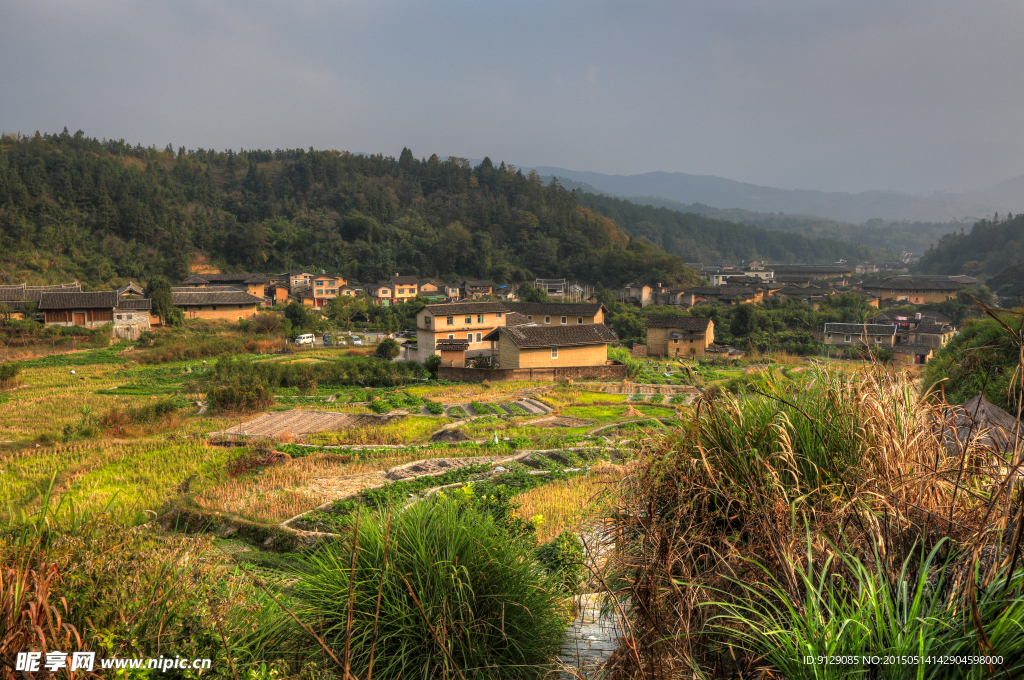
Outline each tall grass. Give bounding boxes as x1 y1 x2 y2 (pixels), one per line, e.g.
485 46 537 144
601 363 1024 679
294 501 568 679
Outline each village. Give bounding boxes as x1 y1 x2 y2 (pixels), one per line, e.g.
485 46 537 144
0 261 975 381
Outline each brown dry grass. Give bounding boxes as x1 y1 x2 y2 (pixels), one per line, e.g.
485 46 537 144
190 445 494 523
516 462 625 542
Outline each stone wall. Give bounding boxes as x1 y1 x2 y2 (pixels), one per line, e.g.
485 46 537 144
438 362 626 383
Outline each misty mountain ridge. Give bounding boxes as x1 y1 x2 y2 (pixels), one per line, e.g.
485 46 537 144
527 166 1022 224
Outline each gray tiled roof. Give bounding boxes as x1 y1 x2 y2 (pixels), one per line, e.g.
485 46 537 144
892 344 935 354
116 298 153 311
171 290 265 306
0 283 81 302
436 339 470 351
645 316 713 330
824 323 897 335
39 291 119 310
424 302 508 315
913 323 949 335
503 302 605 316
862 276 972 291
504 312 531 327
493 323 617 348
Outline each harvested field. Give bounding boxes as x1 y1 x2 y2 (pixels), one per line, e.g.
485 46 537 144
213 410 403 440
532 416 593 428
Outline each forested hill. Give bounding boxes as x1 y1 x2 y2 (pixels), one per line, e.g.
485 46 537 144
915 213 1024 279
0 130 704 289
577 192 895 264
2 130 885 291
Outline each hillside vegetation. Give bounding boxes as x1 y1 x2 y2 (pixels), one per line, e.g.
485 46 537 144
0 130 706 288
916 213 1024 278
577 191 897 264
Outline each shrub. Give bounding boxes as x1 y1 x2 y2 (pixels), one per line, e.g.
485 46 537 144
649 394 665 403
669 394 686 404
535 530 586 595
375 337 400 359
424 354 442 378
425 400 445 414
294 502 567 679
0 362 21 387
368 399 392 413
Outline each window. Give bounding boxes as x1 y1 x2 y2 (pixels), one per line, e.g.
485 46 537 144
577 317 583 324
845 335 851 343
447 316 454 325
551 347 558 359
212 306 217 310
237 305 243 309
116 314 122 320
544 316 551 324
875 336 882 343
467 333 473 342
477 314 484 323
496 312 502 318
476 332 482 342
448 334 454 339
465 315 472 324
673 339 679 344
527 315 533 321
425 317 431 327
561 316 567 324
827 333 832 339
127 314 133 320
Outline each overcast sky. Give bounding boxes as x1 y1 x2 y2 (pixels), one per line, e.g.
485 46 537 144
3 0 1024 194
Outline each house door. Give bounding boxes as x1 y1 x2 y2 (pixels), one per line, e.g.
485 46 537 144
73 312 86 326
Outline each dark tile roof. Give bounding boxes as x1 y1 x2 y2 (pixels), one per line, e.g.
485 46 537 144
435 339 470 351
913 323 950 335
171 285 243 292
503 302 606 317
462 279 494 287
769 264 854 274
39 291 119 310
645 316 713 330
116 282 145 296
116 298 152 311
824 323 897 335
383 275 420 285
504 312 531 327
0 283 81 302
171 290 265 306
892 344 935 354
862 276 974 291
494 323 618 348
424 302 508 315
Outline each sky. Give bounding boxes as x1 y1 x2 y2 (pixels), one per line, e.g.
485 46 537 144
3 0 1024 195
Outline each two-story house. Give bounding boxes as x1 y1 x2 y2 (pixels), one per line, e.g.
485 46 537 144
823 323 897 349
417 302 509 358
646 316 715 357
311 274 348 308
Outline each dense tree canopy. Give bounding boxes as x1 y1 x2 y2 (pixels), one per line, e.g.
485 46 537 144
915 213 1024 278
0 130 706 289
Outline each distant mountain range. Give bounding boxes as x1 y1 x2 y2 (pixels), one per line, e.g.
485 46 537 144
527 166 1024 224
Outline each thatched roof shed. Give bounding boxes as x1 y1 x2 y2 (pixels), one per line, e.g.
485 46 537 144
943 392 1024 454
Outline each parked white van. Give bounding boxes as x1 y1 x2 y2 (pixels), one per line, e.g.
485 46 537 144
294 333 315 346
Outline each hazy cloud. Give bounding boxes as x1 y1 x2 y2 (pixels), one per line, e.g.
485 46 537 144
3 0 1024 193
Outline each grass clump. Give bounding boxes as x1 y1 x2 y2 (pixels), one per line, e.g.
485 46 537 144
424 400 445 414
294 501 567 679
669 393 686 404
448 405 469 418
648 393 665 403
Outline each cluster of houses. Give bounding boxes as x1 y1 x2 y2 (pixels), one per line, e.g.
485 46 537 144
621 262 976 311
0 257 973 369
